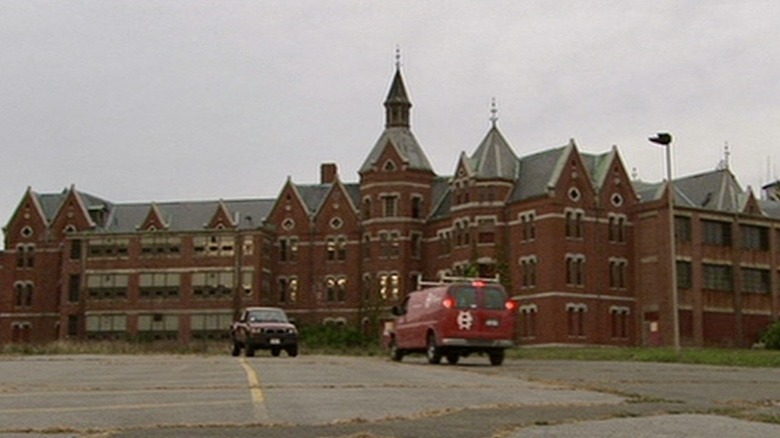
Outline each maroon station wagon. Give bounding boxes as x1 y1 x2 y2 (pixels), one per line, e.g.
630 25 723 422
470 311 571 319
385 279 517 366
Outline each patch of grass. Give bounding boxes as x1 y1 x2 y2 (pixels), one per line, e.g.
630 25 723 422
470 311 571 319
507 346 780 368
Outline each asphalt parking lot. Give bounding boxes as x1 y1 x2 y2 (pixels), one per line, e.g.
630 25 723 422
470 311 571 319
0 354 778 437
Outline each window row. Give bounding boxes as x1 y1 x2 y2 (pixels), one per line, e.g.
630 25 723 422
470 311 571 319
517 304 630 339
361 194 424 219
676 261 777 294
81 235 254 260
80 312 233 341
676 217 773 251
74 271 254 301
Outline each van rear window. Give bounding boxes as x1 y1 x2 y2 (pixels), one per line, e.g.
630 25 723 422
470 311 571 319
450 286 507 310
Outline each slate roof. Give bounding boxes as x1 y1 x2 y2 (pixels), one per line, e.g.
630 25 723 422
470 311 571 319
468 126 518 180
633 168 745 211
359 127 433 173
104 198 275 232
508 145 569 202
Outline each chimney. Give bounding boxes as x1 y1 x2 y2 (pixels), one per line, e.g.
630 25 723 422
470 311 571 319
321 163 338 184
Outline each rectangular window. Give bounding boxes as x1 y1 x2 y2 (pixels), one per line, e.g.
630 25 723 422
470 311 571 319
477 218 496 244
566 256 585 286
137 314 179 341
411 196 423 219
519 308 537 337
139 272 181 299
742 268 770 294
192 271 234 299
191 313 233 340
567 306 586 337
676 261 692 289
703 263 733 291
741 225 769 251
702 220 731 247
141 235 181 257
411 232 422 259
193 235 234 257
68 274 81 302
86 273 129 300
520 213 536 242
675 216 692 243
382 195 398 217
85 314 127 340
87 238 129 259
70 239 82 260
279 237 299 262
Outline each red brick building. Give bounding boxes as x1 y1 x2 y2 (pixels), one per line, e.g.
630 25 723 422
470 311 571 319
2 67 779 347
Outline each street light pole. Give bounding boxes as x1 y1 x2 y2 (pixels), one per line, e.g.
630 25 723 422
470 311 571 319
649 132 680 354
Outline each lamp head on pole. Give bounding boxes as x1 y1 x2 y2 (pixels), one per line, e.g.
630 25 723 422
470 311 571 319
649 132 673 146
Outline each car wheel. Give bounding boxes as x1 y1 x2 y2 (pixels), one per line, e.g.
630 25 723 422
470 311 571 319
390 340 404 362
271 348 281 357
489 349 505 366
231 342 241 357
245 346 255 357
446 353 459 365
286 346 298 357
426 333 442 364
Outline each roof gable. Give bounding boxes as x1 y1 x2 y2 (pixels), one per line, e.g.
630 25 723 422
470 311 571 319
469 126 518 180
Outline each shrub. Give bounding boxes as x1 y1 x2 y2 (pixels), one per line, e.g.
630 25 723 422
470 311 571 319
298 324 375 350
760 321 780 350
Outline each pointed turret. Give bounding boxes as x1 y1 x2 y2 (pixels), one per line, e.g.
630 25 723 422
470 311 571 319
384 67 411 128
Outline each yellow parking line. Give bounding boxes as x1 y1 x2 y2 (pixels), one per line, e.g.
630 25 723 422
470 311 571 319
239 357 264 403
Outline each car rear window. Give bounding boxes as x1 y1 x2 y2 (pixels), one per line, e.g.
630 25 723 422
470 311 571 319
450 286 507 310
483 287 508 310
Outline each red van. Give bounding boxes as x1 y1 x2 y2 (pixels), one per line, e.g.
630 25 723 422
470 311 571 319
385 278 517 366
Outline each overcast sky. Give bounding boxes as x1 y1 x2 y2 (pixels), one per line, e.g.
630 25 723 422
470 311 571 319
2 1 779 242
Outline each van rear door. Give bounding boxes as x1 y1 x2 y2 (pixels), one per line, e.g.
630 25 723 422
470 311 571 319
446 284 514 340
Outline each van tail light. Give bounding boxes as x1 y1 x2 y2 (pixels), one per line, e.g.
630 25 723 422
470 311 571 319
471 280 486 288
442 297 454 309
505 300 518 311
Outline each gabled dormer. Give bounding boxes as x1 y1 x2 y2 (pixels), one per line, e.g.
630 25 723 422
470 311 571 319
741 190 763 216
139 203 169 231
4 187 49 247
589 146 639 211
548 139 597 206
267 178 313 235
49 186 97 240
206 200 236 230
312 178 360 232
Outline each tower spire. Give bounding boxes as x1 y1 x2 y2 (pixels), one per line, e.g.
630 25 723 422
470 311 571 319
489 97 498 128
384 48 412 128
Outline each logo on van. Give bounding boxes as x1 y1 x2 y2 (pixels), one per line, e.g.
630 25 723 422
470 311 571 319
457 311 474 330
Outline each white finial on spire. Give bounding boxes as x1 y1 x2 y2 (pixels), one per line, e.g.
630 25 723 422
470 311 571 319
395 45 401 70
717 141 731 170
489 97 498 127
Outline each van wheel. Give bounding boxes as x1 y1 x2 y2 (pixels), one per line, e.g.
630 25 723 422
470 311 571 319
489 349 505 366
390 341 404 362
446 353 459 365
426 333 442 364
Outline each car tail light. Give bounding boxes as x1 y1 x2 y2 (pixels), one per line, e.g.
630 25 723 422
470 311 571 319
505 300 518 311
471 280 486 288
442 297 454 309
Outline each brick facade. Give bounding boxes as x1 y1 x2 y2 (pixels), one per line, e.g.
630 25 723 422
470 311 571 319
2 68 779 347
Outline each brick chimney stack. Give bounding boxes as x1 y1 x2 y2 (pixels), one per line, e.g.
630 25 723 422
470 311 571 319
321 163 338 184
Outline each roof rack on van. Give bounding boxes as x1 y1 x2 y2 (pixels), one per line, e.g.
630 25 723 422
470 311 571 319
418 275 500 289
